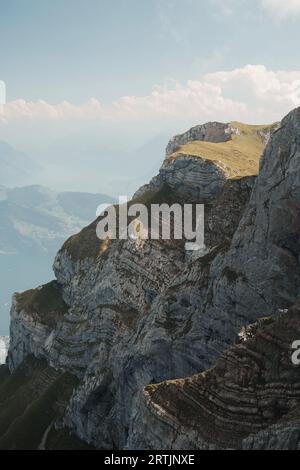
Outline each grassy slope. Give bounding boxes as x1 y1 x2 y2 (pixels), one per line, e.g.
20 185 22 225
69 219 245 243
15 281 68 328
169 122 275 178
0 359 91 450
63 184 185 261
62 123 274 261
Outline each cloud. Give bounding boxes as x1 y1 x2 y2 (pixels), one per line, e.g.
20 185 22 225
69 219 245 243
0 82 246 125
1 65 300 126
259 0 300 19
111 80 246 122
0 98 103 123
205 65 300 120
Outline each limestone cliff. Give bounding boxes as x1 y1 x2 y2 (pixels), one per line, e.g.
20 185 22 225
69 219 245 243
129 305 300 450
3 110 300 450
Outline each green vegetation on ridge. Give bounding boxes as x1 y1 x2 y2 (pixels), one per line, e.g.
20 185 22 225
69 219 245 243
169 122 276 178
15 281 68 328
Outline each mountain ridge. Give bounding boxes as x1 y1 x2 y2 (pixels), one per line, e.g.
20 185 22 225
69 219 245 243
2 110 300 449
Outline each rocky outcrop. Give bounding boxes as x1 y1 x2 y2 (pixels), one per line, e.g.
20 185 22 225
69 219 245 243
165 122 238 156
165 121 278 157
8 281 68 370
6 111 300 450
129 304 300 450
136 121 276 202
133 155 229 203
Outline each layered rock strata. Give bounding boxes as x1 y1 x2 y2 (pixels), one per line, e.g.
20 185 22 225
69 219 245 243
7 111 300 450
129 304 300 450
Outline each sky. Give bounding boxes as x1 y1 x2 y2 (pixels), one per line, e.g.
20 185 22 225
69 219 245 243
1 0 300 193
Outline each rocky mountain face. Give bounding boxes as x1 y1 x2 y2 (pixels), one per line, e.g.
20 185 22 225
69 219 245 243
166 120 277 154
3 111 300 449
131 304 300 450
165 121 238 156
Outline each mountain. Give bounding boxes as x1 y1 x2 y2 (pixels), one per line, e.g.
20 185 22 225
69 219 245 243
166 121 278 176
133 305 300 450
0 185 115 255
0 142 40 187
0 185 116 335
2 111 300 449
36 133 167 196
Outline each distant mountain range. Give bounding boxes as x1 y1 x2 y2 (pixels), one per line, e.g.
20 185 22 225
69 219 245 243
0 135 167 196
0 185 115 255
0 141 40 188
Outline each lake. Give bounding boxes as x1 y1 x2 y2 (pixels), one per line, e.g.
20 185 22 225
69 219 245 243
0 253 54 335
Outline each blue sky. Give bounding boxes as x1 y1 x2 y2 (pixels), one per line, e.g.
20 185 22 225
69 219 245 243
1 0 300 194
1 0 300 104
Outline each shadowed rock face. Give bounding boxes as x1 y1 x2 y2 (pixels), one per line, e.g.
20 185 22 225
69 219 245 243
0 357 91 450
5 111 300 450
130 304 300 450
207 108 300 325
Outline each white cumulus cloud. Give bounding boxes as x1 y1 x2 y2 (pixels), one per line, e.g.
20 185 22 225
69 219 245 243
1 65 300 127
205 64 300 120
0 98 103 123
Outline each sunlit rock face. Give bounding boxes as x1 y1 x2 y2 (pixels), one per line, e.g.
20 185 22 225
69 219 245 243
7 110 300 450
165 122 237 156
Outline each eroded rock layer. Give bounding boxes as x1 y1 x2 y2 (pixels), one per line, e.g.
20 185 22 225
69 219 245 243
130 305 300 450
